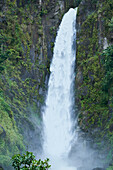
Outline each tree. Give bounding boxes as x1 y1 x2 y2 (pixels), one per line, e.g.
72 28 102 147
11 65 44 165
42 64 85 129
12 151 51 170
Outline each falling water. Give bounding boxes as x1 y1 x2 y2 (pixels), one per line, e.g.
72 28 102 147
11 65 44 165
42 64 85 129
43 8 77 170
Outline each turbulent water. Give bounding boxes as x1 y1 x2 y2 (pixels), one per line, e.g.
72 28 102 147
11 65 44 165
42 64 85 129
43 8 77 170
42 7 107 170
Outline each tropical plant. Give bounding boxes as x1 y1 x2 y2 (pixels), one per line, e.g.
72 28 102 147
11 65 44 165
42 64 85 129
101 45 113 92
12 151 51 170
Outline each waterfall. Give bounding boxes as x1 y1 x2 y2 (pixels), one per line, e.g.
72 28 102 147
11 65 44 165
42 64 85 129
43 8 77 170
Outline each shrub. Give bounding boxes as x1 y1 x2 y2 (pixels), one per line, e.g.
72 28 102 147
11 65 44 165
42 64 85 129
12 151 51 170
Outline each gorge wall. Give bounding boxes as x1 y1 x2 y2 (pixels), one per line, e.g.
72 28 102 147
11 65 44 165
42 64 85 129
76 0 113 167
0 0 67 168
0 0 113 169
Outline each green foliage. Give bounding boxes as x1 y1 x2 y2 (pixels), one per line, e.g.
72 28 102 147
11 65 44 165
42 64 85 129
76 0 113 164
0 0 65 169
0 92 25 168
12 151 51 170
107 165 113 170
40 8 48 16
0 0 49 169
101 45 113 92
108 17 113 31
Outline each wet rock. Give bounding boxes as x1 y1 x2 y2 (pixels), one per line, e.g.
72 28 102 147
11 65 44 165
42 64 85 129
0 16 5 23
76 68 83 86
88 71 94 83
0 125 6 137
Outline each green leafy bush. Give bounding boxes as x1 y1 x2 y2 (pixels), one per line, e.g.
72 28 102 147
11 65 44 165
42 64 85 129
108 17 113 31
101 45 113 92
12 151 51 170
107 164 113 170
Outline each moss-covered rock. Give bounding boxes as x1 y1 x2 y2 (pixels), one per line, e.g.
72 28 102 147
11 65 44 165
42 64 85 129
0 0 68 169
76 0 113 166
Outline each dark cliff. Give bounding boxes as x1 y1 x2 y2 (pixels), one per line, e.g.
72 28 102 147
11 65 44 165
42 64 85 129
0 0 67 168
0 0 113 169
76 0 113 167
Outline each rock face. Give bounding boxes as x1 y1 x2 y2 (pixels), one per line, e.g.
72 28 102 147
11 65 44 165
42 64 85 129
0 0 72 169
0 0 78 169
0 0 113 169
76 0 113 167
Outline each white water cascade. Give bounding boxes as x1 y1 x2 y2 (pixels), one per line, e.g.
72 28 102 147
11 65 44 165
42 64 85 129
43 8 77 170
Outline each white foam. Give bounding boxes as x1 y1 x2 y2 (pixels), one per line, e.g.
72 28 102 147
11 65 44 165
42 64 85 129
43 8 77 170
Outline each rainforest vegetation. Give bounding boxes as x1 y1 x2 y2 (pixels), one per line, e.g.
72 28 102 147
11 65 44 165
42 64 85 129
76 0 113 168
0 0 113 169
